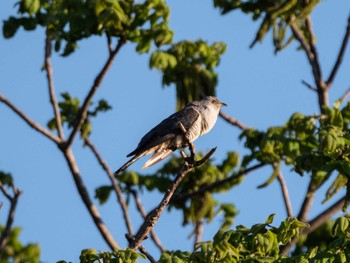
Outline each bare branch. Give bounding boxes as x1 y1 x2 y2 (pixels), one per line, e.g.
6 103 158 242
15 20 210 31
62 147 120 250
84 138 134 235
130 190 165 252
276 168 293 217
138 245 157 263
129 148 216 251
219 111 247 130
326 13 350 87
280 195 345 255
193 220 203 251
65 37 126 148
172 163 266 202
301 80 317 92
0 185 21 254
45 35 65 139
339 87 350 106
0 93 62 144
297 179 316 223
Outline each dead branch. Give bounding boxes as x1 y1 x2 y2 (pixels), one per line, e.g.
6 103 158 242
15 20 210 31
219 111 248 130
276 167 293 217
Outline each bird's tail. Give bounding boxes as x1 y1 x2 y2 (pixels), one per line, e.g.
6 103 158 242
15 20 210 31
142 149 173 170
114 153 145 176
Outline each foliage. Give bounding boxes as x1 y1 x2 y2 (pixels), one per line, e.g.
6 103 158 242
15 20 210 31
47 93 112 139
240 103 350 210
3 0 173 55
213 0 320 52
150 40 227 110
58 248 144 263
0 226 40 263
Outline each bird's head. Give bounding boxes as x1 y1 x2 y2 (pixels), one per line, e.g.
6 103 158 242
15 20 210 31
203 96 227 110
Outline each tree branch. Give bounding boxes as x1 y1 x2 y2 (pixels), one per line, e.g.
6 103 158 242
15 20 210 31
0 184 22 254
193 219 203 251
219 111 247 130
45 35 65 140
62 147 120 250
301 80 317 92
0 93 62 144
276 168 293 217
339 87 350 105
130 190 165 252
297 178 316 223
65 37 126 148
326 13 350 87
280 195 345 255
129 148 216 251
84 138 134 235
172 163 266 203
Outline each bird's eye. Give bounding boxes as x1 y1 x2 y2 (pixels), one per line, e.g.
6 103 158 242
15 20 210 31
211 99 216 103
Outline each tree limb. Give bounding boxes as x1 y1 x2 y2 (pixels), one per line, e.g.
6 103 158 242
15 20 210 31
65 37 126 148
276 168 293 217
129 148 216 251
0 184 22 254
193 219 203 251
45 35 65 140
339 87 350 105
0 93 61 144
62 147 120 250
326 13 350 87
84 138 134 235
219 111 247 130
130 189 165 252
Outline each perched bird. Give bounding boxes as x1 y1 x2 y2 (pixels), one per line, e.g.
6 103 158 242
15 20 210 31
114 96 226 175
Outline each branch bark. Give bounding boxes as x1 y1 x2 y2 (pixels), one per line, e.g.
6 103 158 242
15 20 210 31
45 35 65 140
276 168 293 217
84 138 134 235
62 147 120 250
129 148 216 251
130 190 165 252
0 93 62 144
0 184 22 254
219 111 247 130
326 13 350 87
65 37 126 148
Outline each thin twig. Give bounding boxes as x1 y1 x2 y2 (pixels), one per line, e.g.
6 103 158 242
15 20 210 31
276 167 293 217
65 37 126 148
326 13 350 87
301 80 317 92
45 35 65 140
62 147 120 250
0 185 21 254
139 245 157 263
219 111 247 130
84 138 134 235
130 190 165 252
129 148 217 251
0 93 61 144
339 87 350 106
280 195 345 255
171 163 266 203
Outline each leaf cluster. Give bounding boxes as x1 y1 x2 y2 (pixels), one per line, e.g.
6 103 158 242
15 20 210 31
47 92 112 139
0 226 40 263
213 0 320 52
150 40 227 110
3 0 173 55
240 103 350 209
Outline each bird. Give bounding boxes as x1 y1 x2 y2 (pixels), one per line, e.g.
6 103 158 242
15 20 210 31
114 96 226 175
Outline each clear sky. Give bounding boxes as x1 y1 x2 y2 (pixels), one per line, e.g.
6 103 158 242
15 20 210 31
1 0 350 262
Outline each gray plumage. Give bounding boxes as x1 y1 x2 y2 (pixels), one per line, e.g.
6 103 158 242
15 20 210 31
114 96 226 175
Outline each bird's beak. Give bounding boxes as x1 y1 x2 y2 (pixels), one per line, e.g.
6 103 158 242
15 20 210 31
220 102 227 107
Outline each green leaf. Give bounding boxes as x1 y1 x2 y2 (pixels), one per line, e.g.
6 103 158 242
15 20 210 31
0 171 13 186
19 0 40 15
95 185 113 205
3 17 20 39
257 164 280 189
265 214 275 225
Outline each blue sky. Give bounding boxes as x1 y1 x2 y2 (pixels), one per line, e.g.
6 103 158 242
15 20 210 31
1 0 350 262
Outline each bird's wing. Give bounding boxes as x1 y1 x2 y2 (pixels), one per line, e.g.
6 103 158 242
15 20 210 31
127 106 200 157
